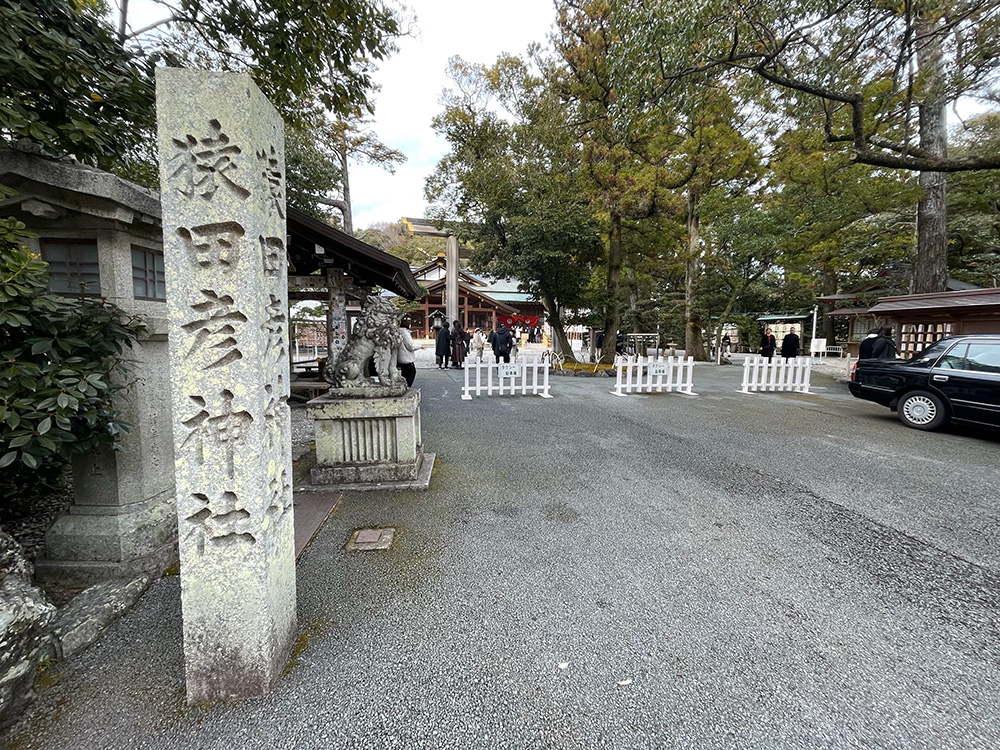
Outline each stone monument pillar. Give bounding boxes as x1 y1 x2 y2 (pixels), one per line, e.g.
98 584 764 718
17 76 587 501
156 68 296 702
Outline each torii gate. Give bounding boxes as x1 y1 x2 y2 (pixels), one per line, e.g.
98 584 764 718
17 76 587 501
402 217 460 326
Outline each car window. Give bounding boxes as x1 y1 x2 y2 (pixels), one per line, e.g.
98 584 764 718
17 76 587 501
909 339 955 369
936 344 968 370
963 343 1000 375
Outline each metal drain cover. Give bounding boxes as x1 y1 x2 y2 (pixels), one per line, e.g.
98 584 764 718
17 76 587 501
346 528 394 551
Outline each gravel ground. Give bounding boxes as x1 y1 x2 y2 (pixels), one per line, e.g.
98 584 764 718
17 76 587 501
5 351 851 562
5 361 997 750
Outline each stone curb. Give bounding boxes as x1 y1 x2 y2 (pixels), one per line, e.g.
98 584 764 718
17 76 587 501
52 576 153 659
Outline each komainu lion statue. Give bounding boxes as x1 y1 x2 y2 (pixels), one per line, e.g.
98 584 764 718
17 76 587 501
323 296 407 397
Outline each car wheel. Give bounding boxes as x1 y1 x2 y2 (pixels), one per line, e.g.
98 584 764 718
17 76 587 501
896 390 948 430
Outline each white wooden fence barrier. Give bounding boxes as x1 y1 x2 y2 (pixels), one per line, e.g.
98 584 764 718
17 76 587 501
611 355 696 396
740 356 812 393
462 358 553 400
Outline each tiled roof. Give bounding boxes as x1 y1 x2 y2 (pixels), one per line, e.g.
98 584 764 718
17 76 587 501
867 287 1000 314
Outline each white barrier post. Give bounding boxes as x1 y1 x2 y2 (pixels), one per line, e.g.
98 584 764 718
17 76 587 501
681 356 695 394
798 357 813 393
612 356 624 396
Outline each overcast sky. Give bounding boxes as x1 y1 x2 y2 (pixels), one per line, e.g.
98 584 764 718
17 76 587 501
349 1 558 230
123 0 555 230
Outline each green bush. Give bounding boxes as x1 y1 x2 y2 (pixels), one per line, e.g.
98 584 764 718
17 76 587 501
0 218 146 509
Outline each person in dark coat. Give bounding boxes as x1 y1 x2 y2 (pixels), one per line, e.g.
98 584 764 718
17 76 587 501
780 327 800 361
492 324 513 363
450 320 470 368
759 327 776 360
871 326 898 359
435 321 451 369
858 330 879 359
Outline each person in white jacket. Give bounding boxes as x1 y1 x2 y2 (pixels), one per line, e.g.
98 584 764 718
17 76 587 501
470 328 486 361
396 318 423 387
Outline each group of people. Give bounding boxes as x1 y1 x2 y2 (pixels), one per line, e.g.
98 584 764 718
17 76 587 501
757 324 898 361
593 330 625 358
393 318 520 388
486 325 515 363
758 327 801 361
434 322 518 370
432 320 463 370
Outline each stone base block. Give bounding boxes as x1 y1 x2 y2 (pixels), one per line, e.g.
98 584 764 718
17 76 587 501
312 457 419 484
35 489 178 588
299 453 435 493
307 388 426 489
34 541 178 590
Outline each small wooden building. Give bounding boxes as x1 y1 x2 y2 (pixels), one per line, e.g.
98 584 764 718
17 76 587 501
867 288 1000 356
818 278 982 356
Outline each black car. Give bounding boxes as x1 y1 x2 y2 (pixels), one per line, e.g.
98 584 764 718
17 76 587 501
849 334 1000 430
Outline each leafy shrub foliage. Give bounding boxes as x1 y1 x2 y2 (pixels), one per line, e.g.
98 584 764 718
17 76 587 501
0 0 157 166
0 218 145 507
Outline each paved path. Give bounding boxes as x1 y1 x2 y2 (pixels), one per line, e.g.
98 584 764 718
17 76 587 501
5 364 998 749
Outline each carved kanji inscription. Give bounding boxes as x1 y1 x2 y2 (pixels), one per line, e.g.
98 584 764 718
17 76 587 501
177 222 245 270
167 119 251 201
179 390 254 478
184 490 256 555
261 293 287 365
259 236 284 278
256 145 285 219
265 467 292 524
182 289 248 370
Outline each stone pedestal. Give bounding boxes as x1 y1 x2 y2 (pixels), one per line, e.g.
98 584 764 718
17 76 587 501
36 332 177 587
307 389 428 486
35 486 176 588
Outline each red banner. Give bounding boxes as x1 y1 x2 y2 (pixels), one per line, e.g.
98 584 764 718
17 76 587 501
499 315 539 328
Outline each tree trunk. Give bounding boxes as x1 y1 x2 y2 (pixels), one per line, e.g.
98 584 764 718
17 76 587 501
118 0 129 42
913 14 948 294
820 265 837 341
714 292 738 360
627 269 639 330
541 293 577 363
338 140 354 236
599 212 623 363
684 190 708 360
